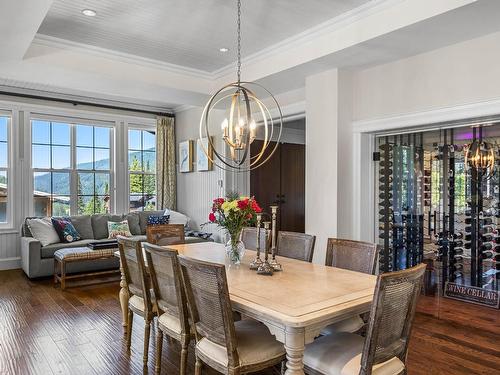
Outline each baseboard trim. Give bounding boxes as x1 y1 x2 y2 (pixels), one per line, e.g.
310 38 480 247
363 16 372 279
0 257 21 270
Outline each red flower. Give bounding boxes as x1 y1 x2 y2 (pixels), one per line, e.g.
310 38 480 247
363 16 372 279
237 198 249 210
251 199 262 213
208 212 216 222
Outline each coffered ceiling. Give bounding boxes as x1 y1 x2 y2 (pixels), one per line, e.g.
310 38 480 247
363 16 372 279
37 0 371 72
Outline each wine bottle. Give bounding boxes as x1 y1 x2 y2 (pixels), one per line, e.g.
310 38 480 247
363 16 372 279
453 271 464 278
481 242 493 251
451 232 464 239
454 248 464 255
482 251 494 259
454 254 464 261
453 240 464 247
451 264 464 272
482 234 494 242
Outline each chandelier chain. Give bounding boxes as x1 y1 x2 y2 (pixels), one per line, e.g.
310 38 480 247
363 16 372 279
237 0 241 84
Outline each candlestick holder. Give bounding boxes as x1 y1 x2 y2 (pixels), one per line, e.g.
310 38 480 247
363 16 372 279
257 221 274 276
268 205 282 271
249 214 263 270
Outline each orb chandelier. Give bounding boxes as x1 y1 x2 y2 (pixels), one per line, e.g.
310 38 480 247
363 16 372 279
464 138 496 179
199 0 282 171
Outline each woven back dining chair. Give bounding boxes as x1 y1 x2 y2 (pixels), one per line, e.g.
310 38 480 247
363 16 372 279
179 256 285 375
326 238 378 275
117 236 155 367
146 224 185 246
322 238 378 335
144 243 191 374
276 231 316 262
304 263 426 375
240 227 270 251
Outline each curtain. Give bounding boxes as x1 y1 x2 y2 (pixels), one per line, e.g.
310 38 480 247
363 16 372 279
156 116 177 210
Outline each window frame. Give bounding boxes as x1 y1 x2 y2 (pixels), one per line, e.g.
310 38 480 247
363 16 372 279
127 125 157 212
0 112 12 228
30 116 115 217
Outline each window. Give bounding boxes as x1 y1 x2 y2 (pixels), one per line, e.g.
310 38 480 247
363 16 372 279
32 120 112 216
0 116 9 223
128 128 156 211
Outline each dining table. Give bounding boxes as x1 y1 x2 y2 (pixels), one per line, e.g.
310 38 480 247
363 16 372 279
116 241 377 375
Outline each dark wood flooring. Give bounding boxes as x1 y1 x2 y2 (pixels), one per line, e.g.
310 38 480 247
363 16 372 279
0 269 499 375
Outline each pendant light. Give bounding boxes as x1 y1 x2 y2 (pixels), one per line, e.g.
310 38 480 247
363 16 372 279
199 0 283 171
464 127 496 180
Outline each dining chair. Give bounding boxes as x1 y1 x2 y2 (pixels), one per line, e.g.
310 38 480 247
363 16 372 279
117 236 155 367
179 256 286 375
276 231 316 262
144 243 191 375
146 224 185 246
240 227 270 251
303 263 426 375
321 238 378 335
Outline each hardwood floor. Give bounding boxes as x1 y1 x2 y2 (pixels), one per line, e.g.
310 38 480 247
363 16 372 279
0 269 499 375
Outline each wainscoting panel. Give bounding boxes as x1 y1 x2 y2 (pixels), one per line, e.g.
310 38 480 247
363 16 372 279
0 231 21 270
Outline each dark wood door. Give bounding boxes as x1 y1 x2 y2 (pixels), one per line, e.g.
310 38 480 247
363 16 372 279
250 140 305 232
280 143 305 232
250 140 281 225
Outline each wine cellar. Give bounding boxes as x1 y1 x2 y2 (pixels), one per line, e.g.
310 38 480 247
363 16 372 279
375 121 500 307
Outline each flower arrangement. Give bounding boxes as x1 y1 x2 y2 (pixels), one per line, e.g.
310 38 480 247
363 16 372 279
208 194 262 264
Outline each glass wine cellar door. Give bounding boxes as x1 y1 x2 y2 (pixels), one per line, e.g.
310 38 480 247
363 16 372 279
376 124 500 308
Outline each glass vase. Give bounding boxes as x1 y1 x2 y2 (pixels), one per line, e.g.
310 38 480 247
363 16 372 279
224 230 245 265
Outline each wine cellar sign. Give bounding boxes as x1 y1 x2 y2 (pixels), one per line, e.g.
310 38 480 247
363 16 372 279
444 282 500 308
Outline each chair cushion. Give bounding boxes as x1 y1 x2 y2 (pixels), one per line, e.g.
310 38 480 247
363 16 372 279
321 315 365 335
304 332 405 375
196 319 285 367
129 295 146 312
158 313 182 335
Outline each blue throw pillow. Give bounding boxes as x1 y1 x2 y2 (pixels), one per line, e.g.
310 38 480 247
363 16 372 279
147 215 170 226
185 229 212 240
51 217 82 243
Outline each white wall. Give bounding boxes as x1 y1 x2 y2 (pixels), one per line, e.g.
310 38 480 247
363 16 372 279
175 107 226 242
353 31 500 122
305 69 339 263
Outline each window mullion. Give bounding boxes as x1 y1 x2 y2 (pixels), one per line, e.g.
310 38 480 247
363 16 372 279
70 124 77 215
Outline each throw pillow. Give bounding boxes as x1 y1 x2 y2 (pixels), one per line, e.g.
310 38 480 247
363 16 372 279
147 215 170 226
51 217 82 243
108 220 132 239
27 218 60 247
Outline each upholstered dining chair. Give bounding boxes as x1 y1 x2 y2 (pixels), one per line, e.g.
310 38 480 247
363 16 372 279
146 224 185 246
144 243 191 375
179 256 286 375
276 231 316 262
240 227 270 251
321 238 378 335
117 236 155 367
303 263 426 375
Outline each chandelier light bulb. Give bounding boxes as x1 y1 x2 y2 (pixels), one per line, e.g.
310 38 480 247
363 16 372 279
221 118 229 129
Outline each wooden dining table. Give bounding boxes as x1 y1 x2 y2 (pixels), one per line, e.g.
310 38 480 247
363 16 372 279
116 242 377 375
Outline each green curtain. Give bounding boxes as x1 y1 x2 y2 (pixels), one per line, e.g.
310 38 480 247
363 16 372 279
156 116 177 210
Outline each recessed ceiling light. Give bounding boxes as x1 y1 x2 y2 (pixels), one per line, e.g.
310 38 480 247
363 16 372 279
82 9 97 17
219 47 229 53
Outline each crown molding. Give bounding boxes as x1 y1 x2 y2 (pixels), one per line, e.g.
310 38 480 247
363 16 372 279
211 0 405 79
32 34 211 80
352 97 500 134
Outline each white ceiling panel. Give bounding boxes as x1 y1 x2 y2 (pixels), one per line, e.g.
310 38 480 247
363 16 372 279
37 0 371 72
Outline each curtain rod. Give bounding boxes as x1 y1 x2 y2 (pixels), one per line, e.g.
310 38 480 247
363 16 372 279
0 90 175 118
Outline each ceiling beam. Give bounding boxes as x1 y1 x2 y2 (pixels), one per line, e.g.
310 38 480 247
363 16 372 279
0 0 54 61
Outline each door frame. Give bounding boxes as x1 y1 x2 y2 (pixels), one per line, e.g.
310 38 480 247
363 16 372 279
351 97 500 243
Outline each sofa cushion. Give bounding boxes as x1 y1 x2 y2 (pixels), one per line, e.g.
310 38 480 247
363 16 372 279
41 240 95 259
69 215 94 239
108 220 132 239
125 212 142 235
91 214 124 239
167 210 190 226
27 218 60 247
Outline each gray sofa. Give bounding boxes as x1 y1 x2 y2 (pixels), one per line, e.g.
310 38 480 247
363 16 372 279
20 210 204 278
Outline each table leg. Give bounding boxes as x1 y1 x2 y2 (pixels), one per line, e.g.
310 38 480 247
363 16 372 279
119 261 130 330
284 326 305 375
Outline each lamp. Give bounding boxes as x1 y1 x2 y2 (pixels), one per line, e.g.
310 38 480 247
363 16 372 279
465 139 496 179
199 0 282 171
